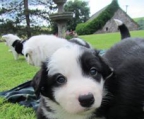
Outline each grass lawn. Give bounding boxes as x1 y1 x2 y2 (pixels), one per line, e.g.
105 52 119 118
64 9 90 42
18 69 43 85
80 30 144 49
0 30 144 119
0 43 39 119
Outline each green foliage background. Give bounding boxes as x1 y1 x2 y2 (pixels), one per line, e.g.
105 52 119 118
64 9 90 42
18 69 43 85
76 0 119 35
134 17 144 30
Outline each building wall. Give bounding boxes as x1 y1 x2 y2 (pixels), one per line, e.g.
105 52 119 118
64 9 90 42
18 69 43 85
95 9 139 34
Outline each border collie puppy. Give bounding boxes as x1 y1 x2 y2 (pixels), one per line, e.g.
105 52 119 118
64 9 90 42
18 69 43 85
100 37 144 119
69 38 92 48
114 19 131 39
32 45 113 119
2 34 22 60
23 35 92 67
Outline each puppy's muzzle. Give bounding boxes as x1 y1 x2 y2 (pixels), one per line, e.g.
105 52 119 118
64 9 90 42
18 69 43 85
78 93 94 107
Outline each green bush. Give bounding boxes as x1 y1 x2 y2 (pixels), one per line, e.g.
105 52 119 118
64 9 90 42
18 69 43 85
76 0 119 35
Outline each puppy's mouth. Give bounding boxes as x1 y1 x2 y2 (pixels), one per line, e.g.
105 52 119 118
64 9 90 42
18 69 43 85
84 108 91 112
79 108 95 114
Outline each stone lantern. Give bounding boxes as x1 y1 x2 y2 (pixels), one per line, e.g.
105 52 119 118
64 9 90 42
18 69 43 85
50 0 73 38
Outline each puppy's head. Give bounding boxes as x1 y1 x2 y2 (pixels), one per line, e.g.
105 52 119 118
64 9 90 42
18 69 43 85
32 45 113 114
2 34 21 46
23 47 33 65
23 47 42 67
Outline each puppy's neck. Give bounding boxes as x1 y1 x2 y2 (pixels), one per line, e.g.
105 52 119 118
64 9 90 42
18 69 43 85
40 96 101 119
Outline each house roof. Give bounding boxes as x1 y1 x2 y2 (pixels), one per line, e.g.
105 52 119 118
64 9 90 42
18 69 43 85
88 0 138 27
88 6 107 22
87 0 119 22
76 0 133 35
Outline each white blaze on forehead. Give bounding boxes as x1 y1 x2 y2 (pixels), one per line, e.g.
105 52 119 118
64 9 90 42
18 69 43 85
48 45 84 76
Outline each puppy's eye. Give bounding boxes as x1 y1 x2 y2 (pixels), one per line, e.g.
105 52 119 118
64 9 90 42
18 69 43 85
56 75 66 84
90 67 97 76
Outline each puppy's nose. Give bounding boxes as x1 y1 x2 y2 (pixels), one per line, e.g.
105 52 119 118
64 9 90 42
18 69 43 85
78 93 94 107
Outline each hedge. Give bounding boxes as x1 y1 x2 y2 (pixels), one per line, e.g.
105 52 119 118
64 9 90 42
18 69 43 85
76 0 119 35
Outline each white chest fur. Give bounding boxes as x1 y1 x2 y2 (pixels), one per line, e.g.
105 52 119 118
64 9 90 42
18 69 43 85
41 97 105 119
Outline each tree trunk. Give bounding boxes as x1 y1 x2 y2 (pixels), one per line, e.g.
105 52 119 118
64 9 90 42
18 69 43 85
24 0 31 38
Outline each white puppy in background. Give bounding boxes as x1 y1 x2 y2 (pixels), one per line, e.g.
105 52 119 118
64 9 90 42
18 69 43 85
23 35 72 67
2 34 21 60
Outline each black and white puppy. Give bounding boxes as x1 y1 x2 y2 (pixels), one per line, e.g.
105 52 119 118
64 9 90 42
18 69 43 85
32 45 113 119
31 31 144 119
2 34 24 60
100 37 144 119
114 19 131 39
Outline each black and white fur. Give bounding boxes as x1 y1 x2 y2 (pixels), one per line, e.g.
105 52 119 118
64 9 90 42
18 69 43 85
12 40 26 55
32 45 113 119
2 34 24 60
69 38 92 48
114 19 131 39
31 34 144 119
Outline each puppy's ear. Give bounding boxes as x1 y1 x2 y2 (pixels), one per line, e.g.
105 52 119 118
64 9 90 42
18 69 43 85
31 69 42 96
93 49 114 80
23 48 33 63
24 48 32 57
31 63 48 97
99 57 114 80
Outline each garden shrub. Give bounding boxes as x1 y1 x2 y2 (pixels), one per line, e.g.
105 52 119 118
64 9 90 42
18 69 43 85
76 0 119 35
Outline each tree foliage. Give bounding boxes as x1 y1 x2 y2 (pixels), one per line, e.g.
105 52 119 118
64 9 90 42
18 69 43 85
64 0 90 31
0 0 90 37
0 0 56 38
137 19 144 30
